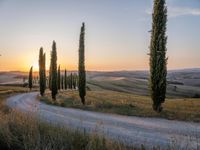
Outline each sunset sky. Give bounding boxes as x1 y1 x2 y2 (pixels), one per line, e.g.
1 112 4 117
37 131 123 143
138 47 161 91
0 0 199 71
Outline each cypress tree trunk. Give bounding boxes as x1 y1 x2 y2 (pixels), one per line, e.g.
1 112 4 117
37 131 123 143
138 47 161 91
78 23 86 105
51 41 58 100
149 0 168 112
39 47 46 96
28 66 33 91
64 69 67 90
57 65 61 90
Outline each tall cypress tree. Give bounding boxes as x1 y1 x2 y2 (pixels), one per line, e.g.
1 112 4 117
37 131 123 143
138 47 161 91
39 47 46 96
64 69 67 90
50 41 58 100
57 65 61 90
78 23 86 105
149 0 168 112
28 66 33 91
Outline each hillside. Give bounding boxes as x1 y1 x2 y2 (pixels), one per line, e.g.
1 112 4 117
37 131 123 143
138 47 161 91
1 69 200 98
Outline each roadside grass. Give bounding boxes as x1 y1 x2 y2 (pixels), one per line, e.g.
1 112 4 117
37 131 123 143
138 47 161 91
0 86 29 95
0 86 31 114
40 90 200 122
0 87 137 150
0 110 135 150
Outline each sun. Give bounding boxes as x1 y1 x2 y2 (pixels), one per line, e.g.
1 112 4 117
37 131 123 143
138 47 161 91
32 61 39 71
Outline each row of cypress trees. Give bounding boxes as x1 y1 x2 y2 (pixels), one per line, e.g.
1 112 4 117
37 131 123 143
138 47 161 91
33 23 86 104
57 72 78 90
57 66 78 90
28 66 78 91
29 0 168 112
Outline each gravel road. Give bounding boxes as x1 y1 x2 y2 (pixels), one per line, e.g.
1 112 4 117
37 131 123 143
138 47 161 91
6 92 200 149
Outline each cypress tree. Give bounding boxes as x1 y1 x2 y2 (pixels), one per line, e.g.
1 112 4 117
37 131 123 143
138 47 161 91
28 66 33 91
64 69 67 90
39 47 46 96
149 0 168 112
49 64 52 90
67 75 70 89
50 41 58 100
57 65 61 90
73 73 77 89
43 53 46 89
70 73 73 89
61 75 64 90
78 23 86 105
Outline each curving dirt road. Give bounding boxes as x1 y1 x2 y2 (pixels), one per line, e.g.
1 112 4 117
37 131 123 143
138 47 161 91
6 92 200 149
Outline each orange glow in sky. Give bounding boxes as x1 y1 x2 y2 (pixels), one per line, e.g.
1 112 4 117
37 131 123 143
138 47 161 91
0 0 199 72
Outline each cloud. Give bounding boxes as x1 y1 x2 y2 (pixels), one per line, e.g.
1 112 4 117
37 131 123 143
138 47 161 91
146 7 200 18
169 7 200 17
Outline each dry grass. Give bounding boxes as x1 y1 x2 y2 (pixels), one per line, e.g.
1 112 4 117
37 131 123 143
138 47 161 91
41 90 200 122
0 110 136 150
1 86 199 149
0 86 30 95
0 86 137 150
0 86 30 114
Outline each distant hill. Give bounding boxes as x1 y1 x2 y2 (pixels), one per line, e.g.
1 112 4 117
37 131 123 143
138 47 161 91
1 68 200 98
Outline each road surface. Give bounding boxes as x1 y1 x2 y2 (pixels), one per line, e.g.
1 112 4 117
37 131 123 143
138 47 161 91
6 92 200 149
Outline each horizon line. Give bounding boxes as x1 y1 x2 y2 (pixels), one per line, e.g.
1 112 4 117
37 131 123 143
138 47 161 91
1 67 200 73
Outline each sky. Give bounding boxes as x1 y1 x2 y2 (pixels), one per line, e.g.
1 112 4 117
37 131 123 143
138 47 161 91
0 0 199 71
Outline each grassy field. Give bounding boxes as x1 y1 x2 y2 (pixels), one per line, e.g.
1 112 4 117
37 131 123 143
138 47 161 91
86 70 200 98
0 85 199 149
0 86 138 150
40 90 200 122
